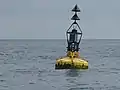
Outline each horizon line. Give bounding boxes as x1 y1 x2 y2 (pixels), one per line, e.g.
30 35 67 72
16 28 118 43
0 38 120 40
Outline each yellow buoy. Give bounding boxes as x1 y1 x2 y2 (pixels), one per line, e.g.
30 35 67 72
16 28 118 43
55 51 88 69
55 5 89 69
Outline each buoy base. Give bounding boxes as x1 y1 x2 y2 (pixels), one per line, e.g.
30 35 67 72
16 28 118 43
55 57 88 69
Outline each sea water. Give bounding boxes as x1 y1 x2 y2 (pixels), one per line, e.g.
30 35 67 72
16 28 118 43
0 39 120 90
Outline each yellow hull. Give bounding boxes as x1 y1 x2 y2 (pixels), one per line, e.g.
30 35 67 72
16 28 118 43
55 56 88 69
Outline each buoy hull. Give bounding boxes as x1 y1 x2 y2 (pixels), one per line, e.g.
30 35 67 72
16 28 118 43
55 57 88 69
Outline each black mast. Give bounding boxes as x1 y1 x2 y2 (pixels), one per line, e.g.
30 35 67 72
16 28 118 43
66 4 82 52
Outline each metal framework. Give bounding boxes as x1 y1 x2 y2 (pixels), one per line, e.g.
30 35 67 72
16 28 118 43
66 5 82 52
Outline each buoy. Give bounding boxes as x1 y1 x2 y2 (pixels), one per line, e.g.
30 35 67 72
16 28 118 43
55 5 88 69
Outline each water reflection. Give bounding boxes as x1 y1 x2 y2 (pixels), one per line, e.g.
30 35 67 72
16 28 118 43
65 69 90 90
65 69 80 77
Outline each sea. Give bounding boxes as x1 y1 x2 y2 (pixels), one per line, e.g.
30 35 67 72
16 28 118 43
0 39 120 90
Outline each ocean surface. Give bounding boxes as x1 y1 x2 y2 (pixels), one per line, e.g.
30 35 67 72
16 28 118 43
0 39 120 90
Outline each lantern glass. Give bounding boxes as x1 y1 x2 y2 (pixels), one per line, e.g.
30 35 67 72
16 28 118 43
66 29 81 44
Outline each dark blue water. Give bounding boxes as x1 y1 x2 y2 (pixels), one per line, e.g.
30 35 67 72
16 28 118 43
0 39 120 90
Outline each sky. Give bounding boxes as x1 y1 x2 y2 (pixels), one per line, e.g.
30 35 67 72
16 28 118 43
0 0 120 39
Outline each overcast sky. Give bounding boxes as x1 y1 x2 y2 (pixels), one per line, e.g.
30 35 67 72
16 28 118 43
0 0 120 39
